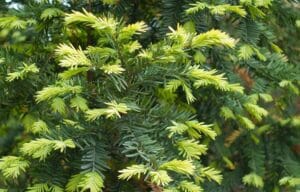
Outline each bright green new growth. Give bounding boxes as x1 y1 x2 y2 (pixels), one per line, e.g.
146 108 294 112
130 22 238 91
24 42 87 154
200 167 223 184
0 0 298 191
0 156 29 179
20 138 75 160
159 160 195 175
118 164 148 180
40 8 64 21
6 63 39 82
36 84 82 102
31 120 49 134
243 172 264 188
177 139 208 159
186 2 247 17
187 66 244 93
85 101 130 120
56 44 91 68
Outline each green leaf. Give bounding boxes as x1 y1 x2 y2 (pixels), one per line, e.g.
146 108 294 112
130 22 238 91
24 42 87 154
253 47 267 61
22 114 38 132
27 183 49 192
188 66 244 93
0 156 29 179
165 79 183 93
167 25 194 46
178 181 203 192
243 172 264 188
186 2 208 14
118 164 148 180
0 16 27 30
55 44 91 68
149 170 173 186
181 83 196 104
224 5 247 17
177 139 208 159
167 121 189 138
50 185 64 192
21 139 75 160
186 121 217 140
85 101 130 120
36 84 82 103
40 8 64 20
85 109 107 121
259 93 273 102
119 21 148 40
100 64 125 74
244 103 268 122
6 63 39 82
66 173 85 192
53 139 76 153
192 29 237 48
254 0 272 8
159 160 195 175
238 44 254 60
220 107 235 120
193 51 206 64
78 172 104 192
70 95 89 112
200 167 223 184
31 120 49 134
101 0 118 5
65 9 117 33
123 41 142 53
187 3 247 17
21 139 54 160
26 183 49 192
279 177 300 187
51 97 66 114
58 67 89 80
237 116 255 130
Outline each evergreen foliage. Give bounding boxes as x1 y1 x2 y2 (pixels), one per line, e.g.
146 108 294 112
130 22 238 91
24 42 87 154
0 0 299 191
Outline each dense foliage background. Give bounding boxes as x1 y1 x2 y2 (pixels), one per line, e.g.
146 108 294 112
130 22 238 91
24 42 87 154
0 0 299 191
